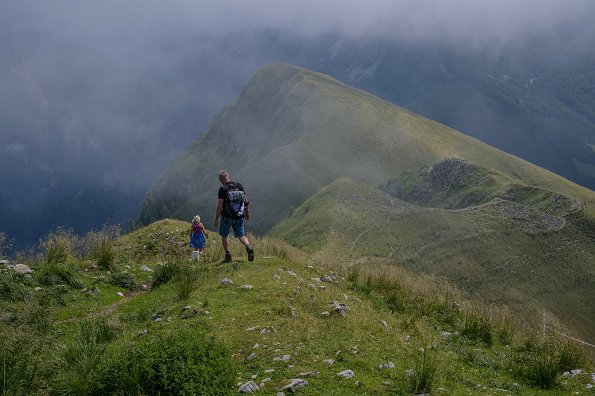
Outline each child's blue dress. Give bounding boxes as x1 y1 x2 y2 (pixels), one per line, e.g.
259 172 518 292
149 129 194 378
190 223 205 249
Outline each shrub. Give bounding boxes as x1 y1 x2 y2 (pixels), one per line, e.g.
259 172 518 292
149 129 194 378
461 309 493 345
0 329 40 395
152 260 181 288
109 272 138 291
36 264 83 289
0 271 32 301
80 318 118 344
176 265 197 300
408 348 439 394
43 228 79 264
93 238 115 271
512 334 589 389
96 329 235 395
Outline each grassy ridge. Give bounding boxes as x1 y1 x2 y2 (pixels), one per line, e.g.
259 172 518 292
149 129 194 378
1 220 592 394
272 177 595 347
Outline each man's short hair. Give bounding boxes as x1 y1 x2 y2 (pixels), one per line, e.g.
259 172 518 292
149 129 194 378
218 170 229 182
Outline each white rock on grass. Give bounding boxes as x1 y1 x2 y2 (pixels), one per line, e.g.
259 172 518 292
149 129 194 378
296 371 318 377
14 264 33 274
336 370 355 379
273 354 291 362
378 361 396 369
140 265 154 272
238 381 259 393
241 284 254 290
221 278 233 285
280 379 308 392
323 359 335 365
246 353 258 361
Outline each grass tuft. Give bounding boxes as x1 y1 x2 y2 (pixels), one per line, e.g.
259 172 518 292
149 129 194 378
408 348 439 394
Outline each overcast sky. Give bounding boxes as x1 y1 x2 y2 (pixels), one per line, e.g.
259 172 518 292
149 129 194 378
2 0 595 51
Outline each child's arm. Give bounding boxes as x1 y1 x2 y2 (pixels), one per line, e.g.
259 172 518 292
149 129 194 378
201 223 208 237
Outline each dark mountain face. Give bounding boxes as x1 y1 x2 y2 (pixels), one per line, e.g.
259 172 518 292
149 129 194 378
2 28 594 253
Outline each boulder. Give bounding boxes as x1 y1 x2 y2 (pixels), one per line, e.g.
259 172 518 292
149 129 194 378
238 381 259 393
14 264 33 274
280 379 308 393
336 369 355 379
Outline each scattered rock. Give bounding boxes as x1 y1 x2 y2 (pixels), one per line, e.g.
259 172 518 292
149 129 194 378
288 306 297 317
296 371 318 377
241 284 254 290
246 353 258 361
220 278 233 285
253 343 260 349
34 287 42 292
350 346 360 354
151 313 162 322
273 354 291 362
281 379 308 392
276 393 285 396
320 275 332 283
331 301 349 317
117 292 125 297
238 380 259 393
260 326 274 334
323 359 335 365
336 370 355 379
563 368 584 377
318 285 326 291
405 369 414 376
264 369 275 374
586 384 593 390
14 264 33 274
380 320 389 331
247 326 260 332
140 265 154 272
0 259 10 265
378 361 395 369
354 381 361 387
181 306 199 319
441 331 453 337
287 270 297 277
320 311 330 317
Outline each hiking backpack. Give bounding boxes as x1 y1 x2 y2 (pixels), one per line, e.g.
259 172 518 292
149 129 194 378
225 183 245 218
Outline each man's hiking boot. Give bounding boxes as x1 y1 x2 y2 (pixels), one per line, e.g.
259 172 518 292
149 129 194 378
246 246 254 262
222 252 232 263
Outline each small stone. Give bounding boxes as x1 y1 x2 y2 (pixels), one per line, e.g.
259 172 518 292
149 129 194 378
354 381 361 387
319 285 326 291
288 306 297 317
221 278 233 285
287 270 297 277
238 380 259 393
570 369 583 376
273 354 291 362
264 369 275 373
0 259 10 265
151 313 162 321
34 287 42 292
247 326 260 332
276 393 285 396
260 327 273 334
441 331 453 337
586 384 593 390
241 284 254 290
117 292 125 297
380 320 389 331
323 359 335 365
281 378 308 392
296 371 318 377
320 311 330 317
332 301 349 317
253 343 260 349
140 265 154 272
246 353 258 361
336 370 355 379
378 361 395 369
14 264 33 274
320 275 332 283
405 369 414 376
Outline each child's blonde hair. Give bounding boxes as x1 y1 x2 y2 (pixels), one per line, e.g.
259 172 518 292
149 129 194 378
192 215 201 223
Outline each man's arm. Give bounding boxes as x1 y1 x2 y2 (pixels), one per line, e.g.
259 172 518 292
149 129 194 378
214 198 224 227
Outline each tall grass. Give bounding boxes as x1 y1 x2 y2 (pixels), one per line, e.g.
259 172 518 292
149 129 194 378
408 348 439 394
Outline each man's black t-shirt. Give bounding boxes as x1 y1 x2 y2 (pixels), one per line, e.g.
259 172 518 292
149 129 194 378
218 181 247 219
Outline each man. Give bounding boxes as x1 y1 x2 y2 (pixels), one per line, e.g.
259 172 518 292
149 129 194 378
213 170 254 262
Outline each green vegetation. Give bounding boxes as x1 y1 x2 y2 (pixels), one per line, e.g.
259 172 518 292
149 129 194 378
1 220 591 395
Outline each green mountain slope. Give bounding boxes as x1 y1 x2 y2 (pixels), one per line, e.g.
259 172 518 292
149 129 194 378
1 220 592 394
140 62 595 231
140 62 595 345
272 177 595 344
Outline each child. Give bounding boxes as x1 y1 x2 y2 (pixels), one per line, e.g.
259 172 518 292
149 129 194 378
190 215 208 255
